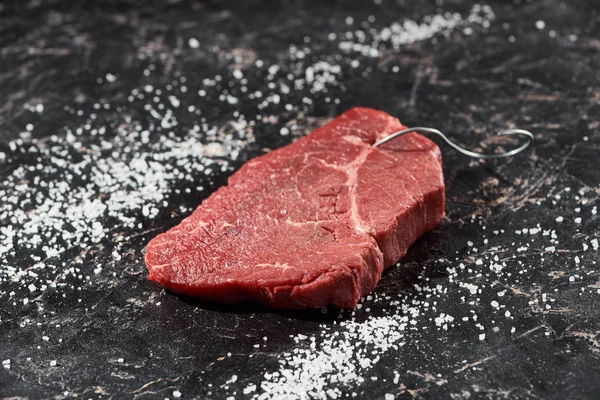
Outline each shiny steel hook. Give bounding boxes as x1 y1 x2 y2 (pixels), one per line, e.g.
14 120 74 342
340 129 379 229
372 127 534 159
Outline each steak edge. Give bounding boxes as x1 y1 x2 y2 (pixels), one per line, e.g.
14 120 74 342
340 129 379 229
145 107 445 309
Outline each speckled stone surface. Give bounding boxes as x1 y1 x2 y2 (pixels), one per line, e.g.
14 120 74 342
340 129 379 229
1 0 599 399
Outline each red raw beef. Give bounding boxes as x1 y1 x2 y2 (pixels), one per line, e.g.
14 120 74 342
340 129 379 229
145 107 445 309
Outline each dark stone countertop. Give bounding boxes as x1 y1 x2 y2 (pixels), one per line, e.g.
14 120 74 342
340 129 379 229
0 0 599 399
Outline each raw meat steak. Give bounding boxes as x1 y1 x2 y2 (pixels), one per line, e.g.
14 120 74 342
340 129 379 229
145 107 445 309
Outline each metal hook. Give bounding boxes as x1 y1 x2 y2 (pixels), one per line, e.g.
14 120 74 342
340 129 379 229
372 127 533 159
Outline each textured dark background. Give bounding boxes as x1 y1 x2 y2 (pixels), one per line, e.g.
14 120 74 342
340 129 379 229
0 0 599 399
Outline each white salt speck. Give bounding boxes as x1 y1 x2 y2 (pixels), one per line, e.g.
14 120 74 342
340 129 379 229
26 123 34 131
505 310 511 318
385 394 395 400
280 127 290 136
173 390 182 398
535 20 546 30
117 358 124 363
491 300 500 308
233 69 243 80
226 95 239 105
479 333 486 341
49 360 57 366
189 38 200 48
555 216 563 222
168 96 180 108
244 384 257 394
591 239 599 251
574 217 582 224
511 327 516 334
462 283 478 295
569 276 575 282
105 73 116 82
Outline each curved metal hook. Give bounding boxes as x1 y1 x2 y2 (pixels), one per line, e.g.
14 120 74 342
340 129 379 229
372 127 533 159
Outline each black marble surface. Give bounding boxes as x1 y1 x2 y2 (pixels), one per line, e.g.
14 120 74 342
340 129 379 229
1 0 599 399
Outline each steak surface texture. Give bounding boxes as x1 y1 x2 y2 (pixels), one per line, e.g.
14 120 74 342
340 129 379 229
145 107 445 309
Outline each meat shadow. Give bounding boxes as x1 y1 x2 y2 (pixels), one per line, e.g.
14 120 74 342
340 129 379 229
175 291 347 323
